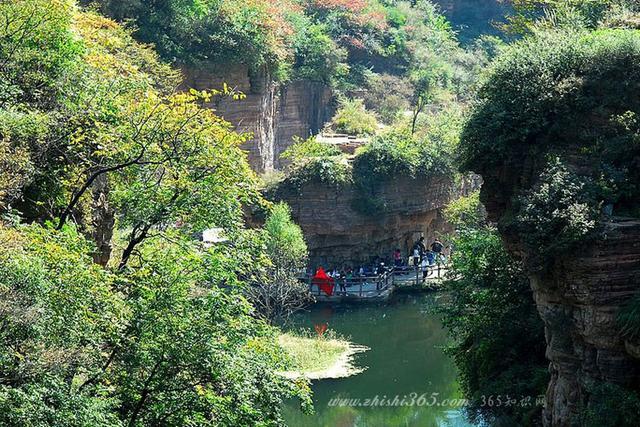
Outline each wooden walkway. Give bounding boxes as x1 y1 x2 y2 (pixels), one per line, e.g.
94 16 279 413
306 266 448 303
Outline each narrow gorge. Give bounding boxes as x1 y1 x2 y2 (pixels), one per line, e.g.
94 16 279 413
3 1 640 426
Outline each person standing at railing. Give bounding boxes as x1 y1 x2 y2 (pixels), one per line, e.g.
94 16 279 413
412 247 420 267
393 248 402 268
415 237 426 256
431 238 444 263
431 238 447 277
421 257 430 281
426 249 435 267
339 275 347 294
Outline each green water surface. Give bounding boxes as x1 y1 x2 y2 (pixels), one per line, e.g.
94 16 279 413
283 293 478 427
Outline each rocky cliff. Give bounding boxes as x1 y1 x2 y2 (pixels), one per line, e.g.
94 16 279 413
533 218 640 425
182 65 333 172
432 0 509 42
271 175 479 268
479 174 640 426
458 27 640 425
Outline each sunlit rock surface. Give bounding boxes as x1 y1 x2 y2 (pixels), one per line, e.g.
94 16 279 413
182 64 333 172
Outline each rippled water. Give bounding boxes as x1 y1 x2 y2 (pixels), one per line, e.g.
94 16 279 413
283 293 478 427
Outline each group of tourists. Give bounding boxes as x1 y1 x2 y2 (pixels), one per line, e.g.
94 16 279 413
409 236 447 279
311 236 449 293
325 265 386 293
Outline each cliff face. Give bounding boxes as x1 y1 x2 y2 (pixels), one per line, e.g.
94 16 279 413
272 175 478 268
182 65 333 172
432 0 509 42
533 218 640 426
480 173 640 426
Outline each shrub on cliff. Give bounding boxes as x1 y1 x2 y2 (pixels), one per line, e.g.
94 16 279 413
349 127 457 215
280 136 342 165
353 114 460 182
278 157 353 192
514 157 599 266
362 73 413 124
460 28 640 261
329 98 379 136
266 137 350 196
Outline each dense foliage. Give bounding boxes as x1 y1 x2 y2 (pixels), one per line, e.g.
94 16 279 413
86 0 495 119
83 0 300 79
329 98 378 136
580 382 640 427
438 220 547 425
503 0 640 34
0 1 311 425
280 137 342 165
442 190 484 230
0 224 310 426
85 0 401 83
460 28 640 264
271 106 461 215
243 203 312 322
515 158 599 265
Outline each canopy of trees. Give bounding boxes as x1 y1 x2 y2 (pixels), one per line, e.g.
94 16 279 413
460 28 640 263
0 1 311 425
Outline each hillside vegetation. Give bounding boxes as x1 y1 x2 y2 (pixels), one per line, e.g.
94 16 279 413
0 1 311 425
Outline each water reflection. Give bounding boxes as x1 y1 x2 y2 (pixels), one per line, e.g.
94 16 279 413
283 293 477 427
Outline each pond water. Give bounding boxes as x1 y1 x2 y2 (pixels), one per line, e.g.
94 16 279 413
283 293 478 427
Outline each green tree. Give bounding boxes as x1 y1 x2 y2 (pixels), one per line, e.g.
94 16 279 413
290 20 348 84
0 2 313 425
0 224 126 427
244 203 311 322
409 60 452 134
438 226 548 426
330 98 378 136
443 191 485 230
109 236 310 426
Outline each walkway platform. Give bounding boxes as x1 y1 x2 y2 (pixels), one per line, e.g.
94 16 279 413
305 266 449 303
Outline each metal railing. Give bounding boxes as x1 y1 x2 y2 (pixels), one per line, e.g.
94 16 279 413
305 263 446 299
308 272 392 298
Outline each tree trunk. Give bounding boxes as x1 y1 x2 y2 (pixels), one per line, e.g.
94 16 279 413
91 174 115 266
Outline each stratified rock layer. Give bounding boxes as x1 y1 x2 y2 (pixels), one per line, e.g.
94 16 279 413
480 164 640 425
529 218 640 426
273 175 478 268
182 65 333 172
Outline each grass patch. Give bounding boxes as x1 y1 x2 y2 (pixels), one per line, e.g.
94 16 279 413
279 331 350 374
